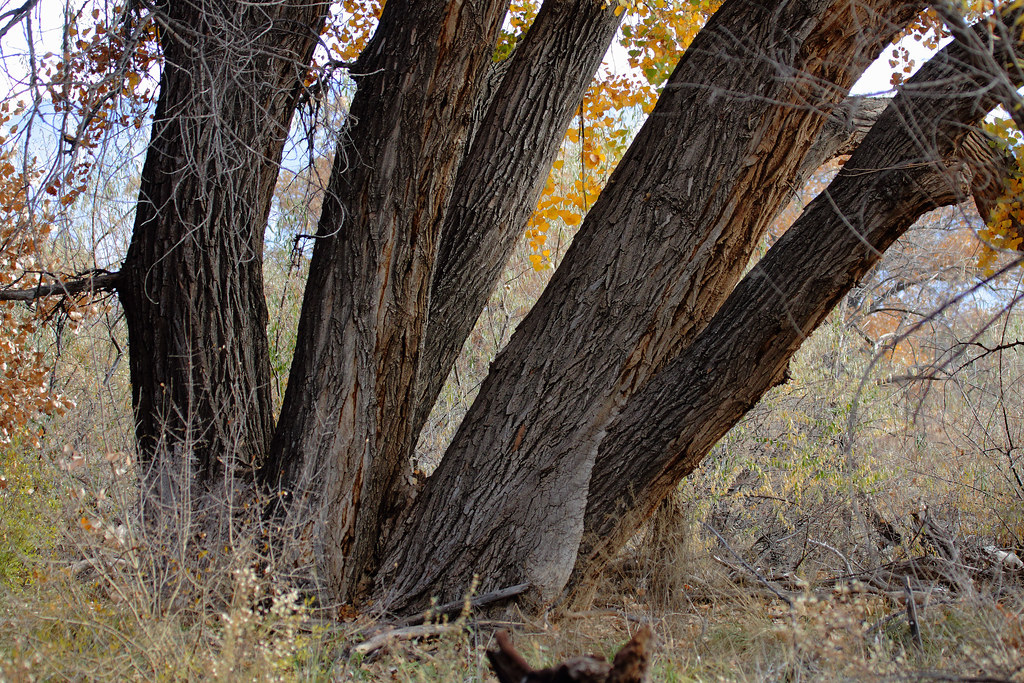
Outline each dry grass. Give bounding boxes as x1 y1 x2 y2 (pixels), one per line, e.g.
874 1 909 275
4 228 1024 681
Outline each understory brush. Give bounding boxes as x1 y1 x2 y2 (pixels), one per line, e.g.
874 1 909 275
3 220 1024 681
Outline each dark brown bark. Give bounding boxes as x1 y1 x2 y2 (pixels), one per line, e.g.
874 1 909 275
118 2 326 507
378 0 920 612
412 0 625 436
566 11 1024 599
264 0 510 602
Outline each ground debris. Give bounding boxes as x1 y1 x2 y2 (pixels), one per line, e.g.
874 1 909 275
487 625 653 683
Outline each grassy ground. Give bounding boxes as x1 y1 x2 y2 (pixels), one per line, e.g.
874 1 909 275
1 417 1022 682
3 214 1024 681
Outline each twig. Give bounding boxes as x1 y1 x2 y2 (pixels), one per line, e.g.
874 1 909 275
703 522 793 607
807 538 854 575
393 582 531 628
0 0 40 41
865 609 907 638
904 575 923 651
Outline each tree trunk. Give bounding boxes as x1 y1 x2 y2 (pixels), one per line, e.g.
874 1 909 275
566 12 1022 600
119 2 326 514
378 0 921 612
263 0 510 602
412 0 625 436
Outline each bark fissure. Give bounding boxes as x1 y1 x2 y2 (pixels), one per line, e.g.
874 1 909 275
413 0 625 437
265 0 510 602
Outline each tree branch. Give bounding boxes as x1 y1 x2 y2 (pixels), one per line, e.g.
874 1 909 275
933 0 1024 133
801 96 891 173
0 0 40 41
0 271 121 302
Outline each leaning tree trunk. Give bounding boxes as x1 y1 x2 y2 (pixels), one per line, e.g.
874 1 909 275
264 0 511 603
411 0 625 436
566 11 1024 599
119 2 326 513
376 0 921 612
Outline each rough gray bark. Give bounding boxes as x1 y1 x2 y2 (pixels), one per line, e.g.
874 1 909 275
264 0 510 602
800 96 891 177
412 0 625 436
377 0 921 612
567 11 1024 599
119 2 326 508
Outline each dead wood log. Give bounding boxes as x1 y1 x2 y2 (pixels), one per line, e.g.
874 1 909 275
350 623 458 657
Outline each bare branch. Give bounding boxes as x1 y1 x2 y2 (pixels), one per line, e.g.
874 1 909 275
350 623 459 657
0 0 40 42
0 271 121 302
390 582 531 628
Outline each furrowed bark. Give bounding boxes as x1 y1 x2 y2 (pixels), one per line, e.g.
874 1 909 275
799 96 890 177
119 2 326 509
264 0 508 602
378 0 919 612
567 10 1024 599
412 0 625 436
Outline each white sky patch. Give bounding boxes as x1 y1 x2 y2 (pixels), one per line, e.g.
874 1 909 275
0 0 70 99
852 34 952 96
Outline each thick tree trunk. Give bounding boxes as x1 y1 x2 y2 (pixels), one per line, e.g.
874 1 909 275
119 2 326 512
378 0 920 612
264 0 510 602
565 13 1023 600
412 0 625 436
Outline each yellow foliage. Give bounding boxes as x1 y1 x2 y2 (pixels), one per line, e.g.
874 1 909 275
978 117 1024 275
520 0 720 270
323 0 384 64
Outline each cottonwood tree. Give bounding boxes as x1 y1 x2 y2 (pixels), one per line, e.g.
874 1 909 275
4 0 1023 615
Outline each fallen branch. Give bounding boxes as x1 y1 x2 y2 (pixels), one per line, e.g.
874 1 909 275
393 581 531 628
904 576 924 650
357 581 532 644
704 522 793 607
350 623 458 657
